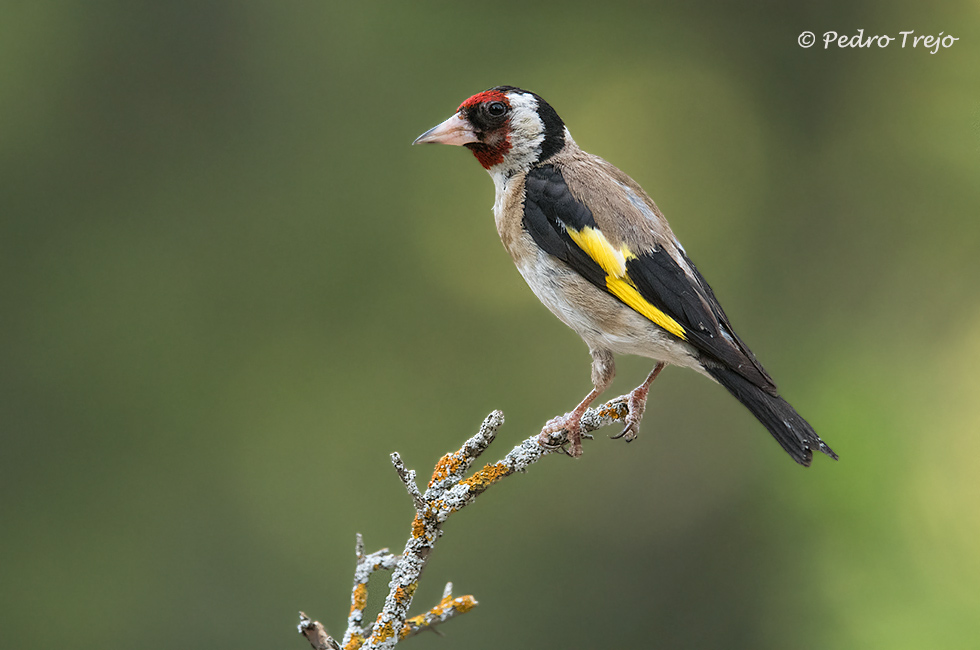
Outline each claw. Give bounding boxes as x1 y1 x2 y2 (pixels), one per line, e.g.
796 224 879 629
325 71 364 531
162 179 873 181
612 363 666 445
610 395 643 443
536 430 566 451
537 412 585 457
609 424 636 441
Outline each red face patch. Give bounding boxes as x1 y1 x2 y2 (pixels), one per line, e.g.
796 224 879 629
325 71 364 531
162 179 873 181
472 141 510 169
458 89 509 112
456 89 513 170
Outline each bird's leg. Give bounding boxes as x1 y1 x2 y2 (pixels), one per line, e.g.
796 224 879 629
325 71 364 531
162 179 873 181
538 387 601 457
611 362 666 442
538 349 615 458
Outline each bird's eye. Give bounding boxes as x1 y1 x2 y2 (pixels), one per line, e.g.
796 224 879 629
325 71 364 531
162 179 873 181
486 101 508 117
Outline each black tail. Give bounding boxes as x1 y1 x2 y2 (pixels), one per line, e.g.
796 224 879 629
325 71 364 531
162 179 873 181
707 366 838 466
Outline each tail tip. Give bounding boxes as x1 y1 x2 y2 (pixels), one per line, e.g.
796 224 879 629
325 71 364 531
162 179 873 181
815 438 839 462
795 436 838 467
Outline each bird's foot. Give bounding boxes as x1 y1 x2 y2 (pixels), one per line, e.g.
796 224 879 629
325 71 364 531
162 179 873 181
538 386 602 457
611 363 665 443
610 385 649 442
538 412 587 458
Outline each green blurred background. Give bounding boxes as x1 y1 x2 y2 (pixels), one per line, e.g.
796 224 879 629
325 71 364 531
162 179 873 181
2 1 978 648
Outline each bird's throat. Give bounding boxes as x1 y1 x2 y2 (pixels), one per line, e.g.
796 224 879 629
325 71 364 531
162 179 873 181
465 138 512 170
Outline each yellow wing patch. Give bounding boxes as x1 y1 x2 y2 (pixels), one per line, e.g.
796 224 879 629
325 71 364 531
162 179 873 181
605 277 686 339
566 226 627 277
566 226 687 340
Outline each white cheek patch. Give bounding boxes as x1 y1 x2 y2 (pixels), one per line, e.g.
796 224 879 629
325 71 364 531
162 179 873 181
507 92 545 150
487 92 545 182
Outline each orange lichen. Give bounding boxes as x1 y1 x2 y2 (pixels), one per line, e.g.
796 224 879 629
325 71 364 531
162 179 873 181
351 583 368 614
596 403 626 420
344 633 365 650
397 594 479 638
453 595 477 614
411 514 425 538
460 462 509 495
400 612 431 639
429 452 464 486
393 582 417 605
372 619 395 643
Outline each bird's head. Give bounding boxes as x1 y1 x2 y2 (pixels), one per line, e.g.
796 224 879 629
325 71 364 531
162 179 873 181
414 86 567 175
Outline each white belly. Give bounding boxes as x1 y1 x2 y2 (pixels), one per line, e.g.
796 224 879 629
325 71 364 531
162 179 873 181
513 240 706 374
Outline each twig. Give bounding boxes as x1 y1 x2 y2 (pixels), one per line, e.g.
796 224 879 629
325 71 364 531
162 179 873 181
391 453 424 511
298 612 340 650
400 583 476 640
299 394 631 649
343 535 400 650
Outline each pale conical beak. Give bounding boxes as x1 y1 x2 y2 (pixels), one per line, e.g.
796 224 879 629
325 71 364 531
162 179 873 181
413 113 480 146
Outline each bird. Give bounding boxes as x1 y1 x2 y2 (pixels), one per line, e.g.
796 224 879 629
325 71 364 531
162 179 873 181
413 86 837 466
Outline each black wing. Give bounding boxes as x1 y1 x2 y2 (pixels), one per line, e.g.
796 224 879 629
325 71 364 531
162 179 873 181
523 164 774 391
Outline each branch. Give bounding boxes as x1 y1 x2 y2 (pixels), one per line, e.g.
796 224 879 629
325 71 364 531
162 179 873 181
299 394 630 649
298 612 340 650
400 582 476 639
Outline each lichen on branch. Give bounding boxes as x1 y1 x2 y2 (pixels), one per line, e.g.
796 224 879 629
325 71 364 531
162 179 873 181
298 394 631 649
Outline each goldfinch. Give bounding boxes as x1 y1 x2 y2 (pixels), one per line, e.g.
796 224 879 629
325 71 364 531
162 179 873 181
414 86 837 466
